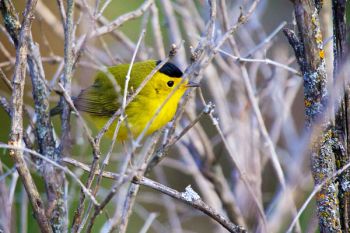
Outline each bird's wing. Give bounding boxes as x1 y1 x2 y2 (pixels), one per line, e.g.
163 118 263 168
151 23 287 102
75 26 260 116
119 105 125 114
74 61 157 117
74 73 120 117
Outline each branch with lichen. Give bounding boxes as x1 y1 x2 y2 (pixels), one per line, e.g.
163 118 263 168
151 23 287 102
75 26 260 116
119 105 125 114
1 0 53 232
0 0 66 230
332 0 350 231
284 0 343 232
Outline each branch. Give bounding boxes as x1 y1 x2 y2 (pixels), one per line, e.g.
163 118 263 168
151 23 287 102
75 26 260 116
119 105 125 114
75 29 146 233
91 0 153 38
286 1 341 232
332 0 350 231
292 0 328 126
0 144 99 206
283 28 307 74
59 0 75 155
286 147 350 232
1 0 66 228
62 157 246 233
3 0 53 232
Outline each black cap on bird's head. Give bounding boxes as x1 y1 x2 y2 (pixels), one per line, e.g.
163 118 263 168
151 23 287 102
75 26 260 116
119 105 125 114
156 60 183 78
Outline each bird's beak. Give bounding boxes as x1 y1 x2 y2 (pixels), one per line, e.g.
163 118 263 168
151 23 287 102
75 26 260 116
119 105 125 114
185 81 199 88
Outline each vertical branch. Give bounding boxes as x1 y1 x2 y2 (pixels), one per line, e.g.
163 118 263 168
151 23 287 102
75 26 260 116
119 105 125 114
116 183 140 233
293 0 328 126
20 185 28 233
27 25 66 233
150 4 165 58
0 0 20 46
4 0 53 232
332 0 350 231
285 0 342 232
0 162 11 233
2 0 66 229
159 0 186 66
59 0 75 153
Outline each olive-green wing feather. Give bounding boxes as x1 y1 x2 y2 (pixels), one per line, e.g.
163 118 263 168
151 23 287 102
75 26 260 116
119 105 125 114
74 72 120 116
74 60 157 116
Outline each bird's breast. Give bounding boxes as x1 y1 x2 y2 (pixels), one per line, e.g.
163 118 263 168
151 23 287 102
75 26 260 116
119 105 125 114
125 93 177 137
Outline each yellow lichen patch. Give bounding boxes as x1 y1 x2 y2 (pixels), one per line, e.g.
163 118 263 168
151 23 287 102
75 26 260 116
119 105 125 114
311 15 317 25
316 193 326 200
304 99 312 107
315 33 323 45
319 50 325 59
324 129 333 139
318 173 325 180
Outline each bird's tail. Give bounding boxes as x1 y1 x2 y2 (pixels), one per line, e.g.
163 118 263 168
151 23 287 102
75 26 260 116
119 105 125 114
50 103 64 116
50 97 76 116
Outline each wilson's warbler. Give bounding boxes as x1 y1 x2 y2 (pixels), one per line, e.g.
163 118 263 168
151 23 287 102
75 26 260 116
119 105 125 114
62 60 197 140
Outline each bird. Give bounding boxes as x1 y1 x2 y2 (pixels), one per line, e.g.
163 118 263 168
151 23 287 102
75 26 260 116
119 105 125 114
55 60 198 141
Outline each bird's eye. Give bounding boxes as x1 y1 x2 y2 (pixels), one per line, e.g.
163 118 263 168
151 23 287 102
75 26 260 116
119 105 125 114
167 81 174 87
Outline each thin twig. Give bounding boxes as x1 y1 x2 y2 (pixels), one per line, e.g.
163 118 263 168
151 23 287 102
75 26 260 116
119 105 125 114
77 29 146 233
218 49 301 75
150 4 165 58
62 157 246 233
0 143 99 206
138 213 158 233
91 0 153 38
286 160 350 232
59 0 75 154
244 21 287 58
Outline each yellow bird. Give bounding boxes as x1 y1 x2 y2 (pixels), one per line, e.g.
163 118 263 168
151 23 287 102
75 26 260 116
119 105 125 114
71 60 198 140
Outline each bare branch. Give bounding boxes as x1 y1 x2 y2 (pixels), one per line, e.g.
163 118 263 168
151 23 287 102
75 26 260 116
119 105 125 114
2 0 53 231
62 157 246 233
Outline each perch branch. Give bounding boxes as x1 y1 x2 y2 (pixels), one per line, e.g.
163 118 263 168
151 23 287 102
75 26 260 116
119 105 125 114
62 157 246 233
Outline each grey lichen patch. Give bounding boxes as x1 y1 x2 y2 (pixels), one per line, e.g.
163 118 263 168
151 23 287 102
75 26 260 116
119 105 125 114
332 133 350 192
0 1 20 45
302 10 328 128
340 181 350 192
181 185 201 202
312 129 342 232
3 14 20 30
302 13 327 125
303 70 328 127
51 180 66 232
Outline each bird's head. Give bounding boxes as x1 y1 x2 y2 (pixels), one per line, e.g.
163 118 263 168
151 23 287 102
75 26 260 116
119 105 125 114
151 61 199 101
